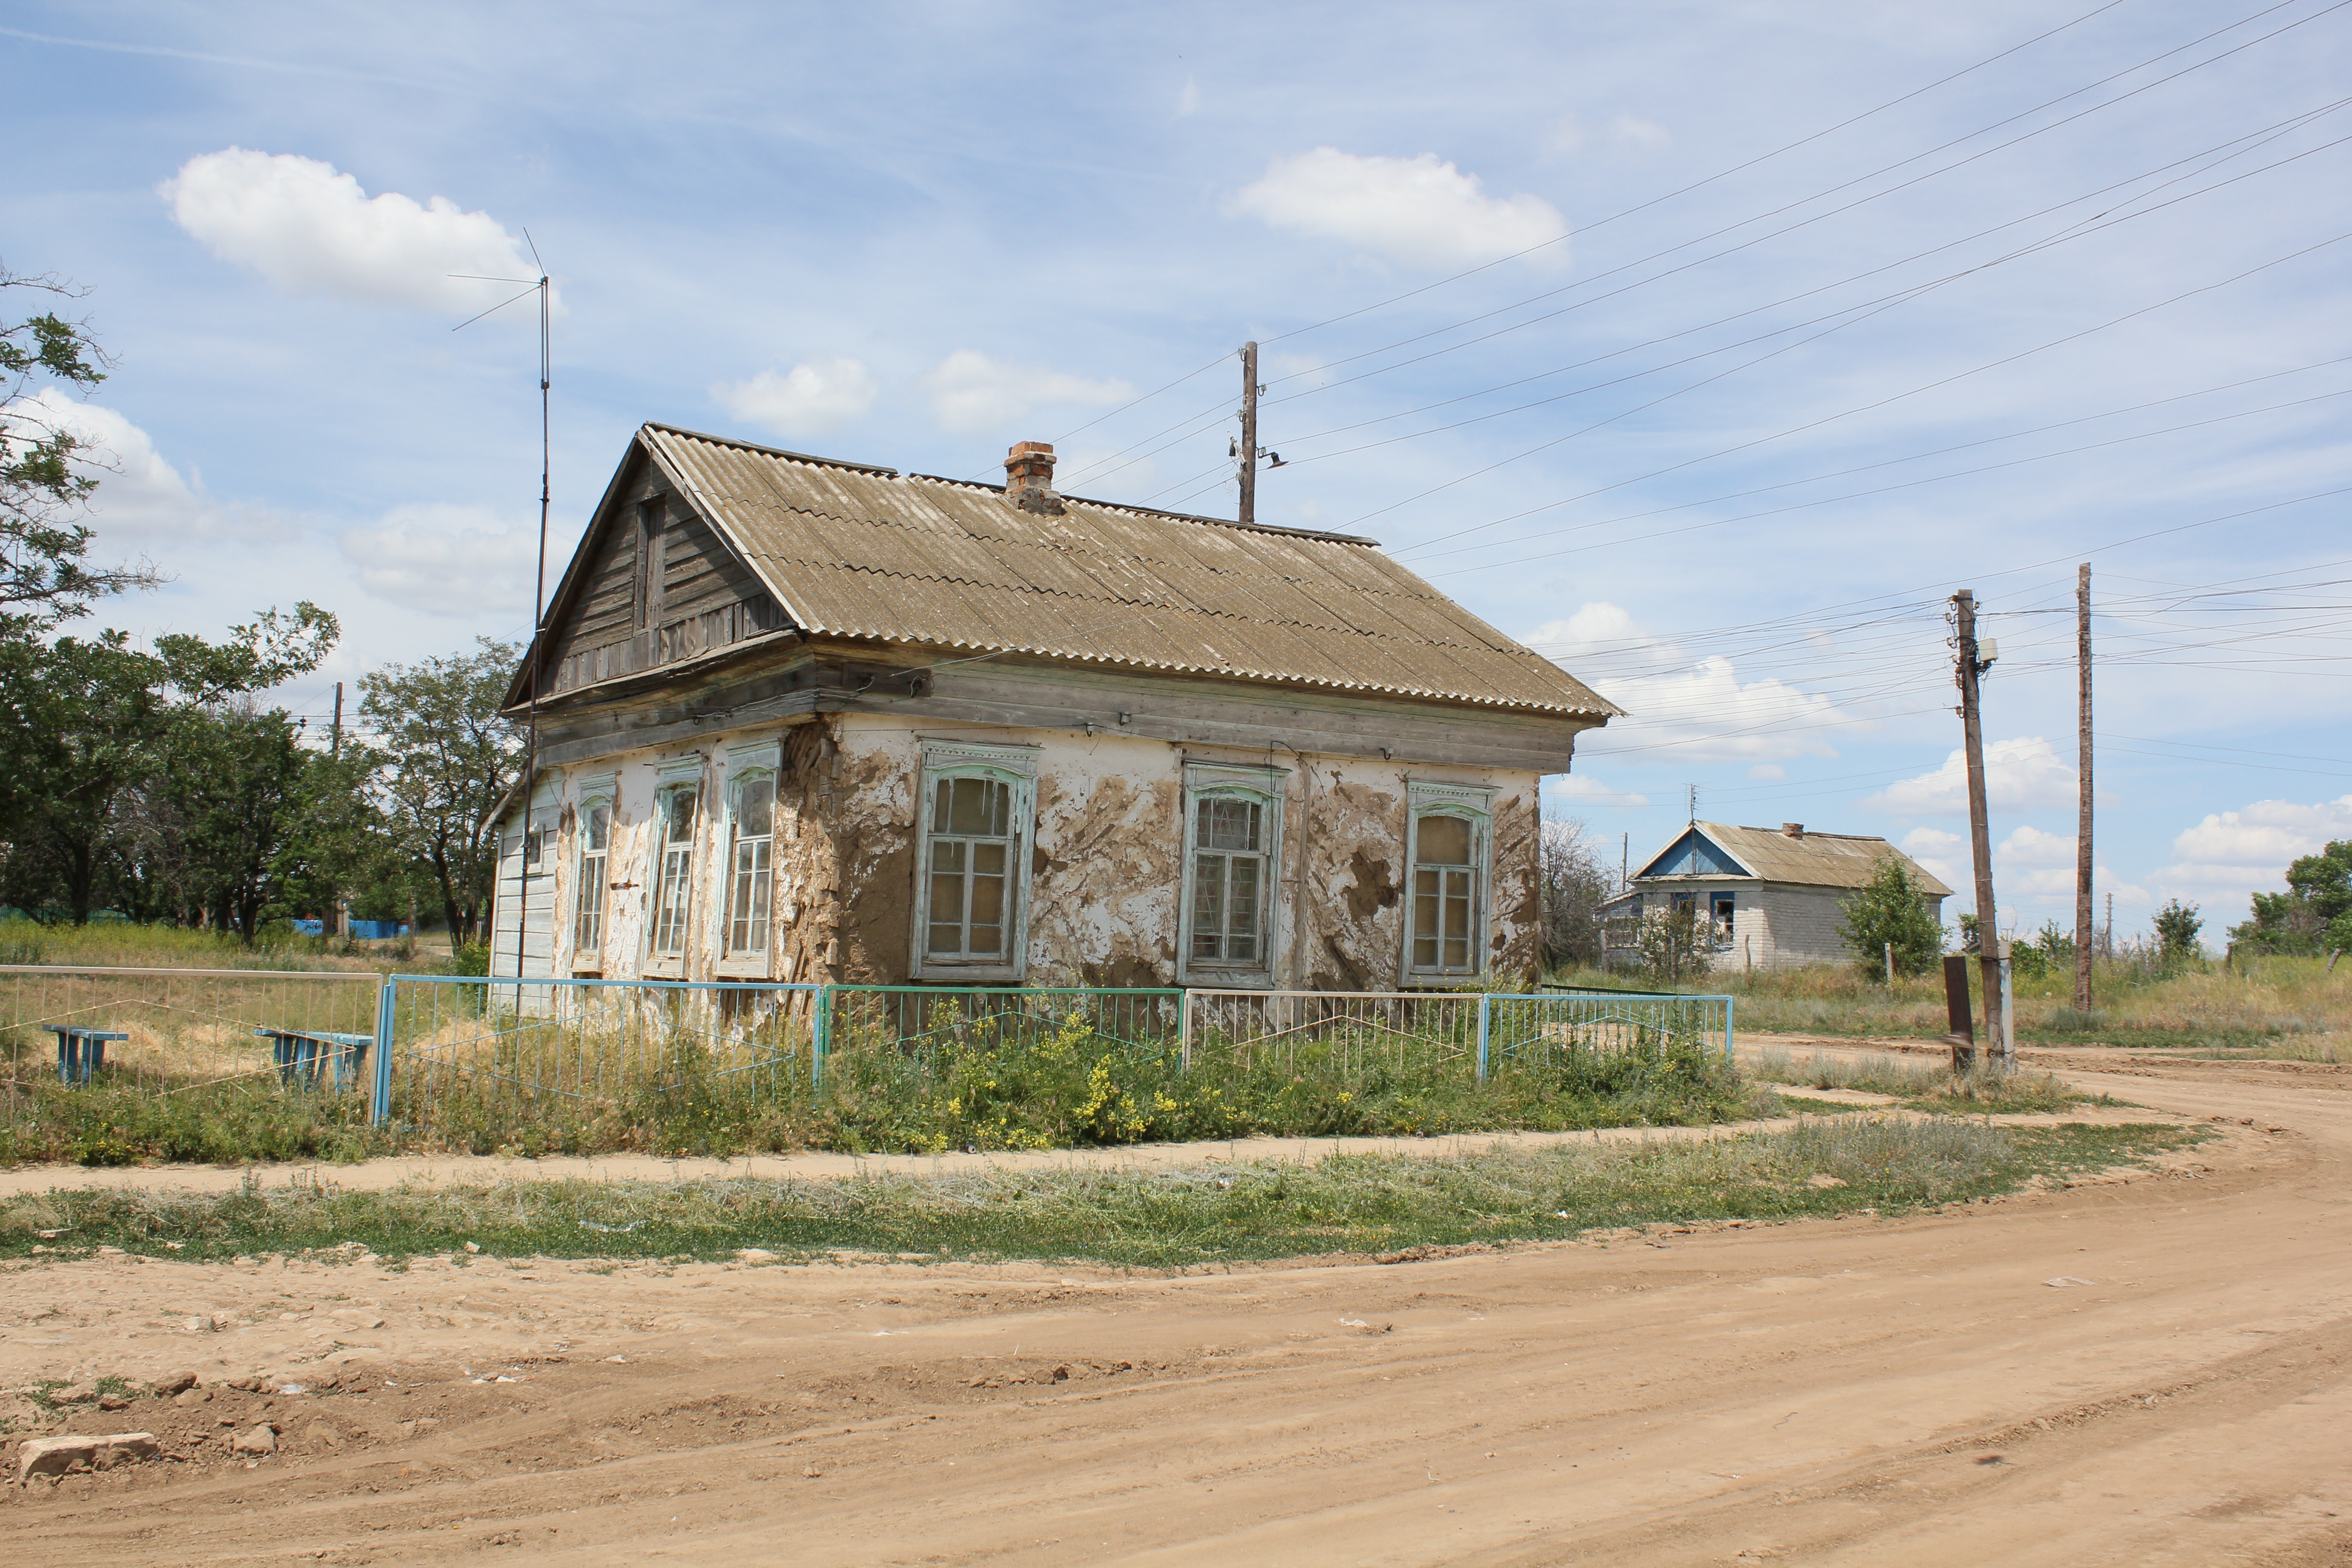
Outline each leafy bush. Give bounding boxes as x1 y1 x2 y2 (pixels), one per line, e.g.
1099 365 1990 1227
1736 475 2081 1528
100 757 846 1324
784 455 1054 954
1836 857 1947 978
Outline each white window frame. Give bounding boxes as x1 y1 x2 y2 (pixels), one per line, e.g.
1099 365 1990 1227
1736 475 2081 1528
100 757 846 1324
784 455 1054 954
1176 761 1287 988
571 774 616 975
719 740 781 977
909 739 1038 983
645 755 705 977
1401 781 1496 986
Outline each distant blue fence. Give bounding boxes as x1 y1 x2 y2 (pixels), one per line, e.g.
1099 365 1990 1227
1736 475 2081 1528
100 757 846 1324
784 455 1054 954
290 920 411 939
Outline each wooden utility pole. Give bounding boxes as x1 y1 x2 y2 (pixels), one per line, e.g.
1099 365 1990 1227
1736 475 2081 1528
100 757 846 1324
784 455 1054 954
1953 589 2007 1068
1237 341 1259 527
2074 563 2094 1012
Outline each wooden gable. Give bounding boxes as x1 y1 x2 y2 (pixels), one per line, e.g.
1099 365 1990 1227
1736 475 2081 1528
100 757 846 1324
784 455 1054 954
523 436 790 703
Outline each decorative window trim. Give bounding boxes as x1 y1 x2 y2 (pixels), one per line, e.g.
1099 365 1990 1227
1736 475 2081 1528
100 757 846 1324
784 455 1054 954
1176 762 1288 989
724 737 781 774
1400 781 1497 987
571 790 615 975
909 739 1039 983
717 760 779 978
644 770 703 977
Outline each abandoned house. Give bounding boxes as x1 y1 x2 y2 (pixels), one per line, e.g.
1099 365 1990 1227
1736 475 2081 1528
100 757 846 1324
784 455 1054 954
487 424 1618 990
1598 820 1952 973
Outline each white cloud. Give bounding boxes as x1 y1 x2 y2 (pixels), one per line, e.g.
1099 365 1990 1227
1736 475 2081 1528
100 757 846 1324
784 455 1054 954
711 358 877 440
1526 602 1852 764
1867 736 2078 816
1606 114 1673 154
338 504 541 617
1177 75 1200 116
1540 117 1585 160
161 148 549 314
1746 764 1786 782
2152 795 2352 919
921 350 1131 435
1901 827 1966 892
1227 147 1569 270
1 387 285 544
1550 772 1649 807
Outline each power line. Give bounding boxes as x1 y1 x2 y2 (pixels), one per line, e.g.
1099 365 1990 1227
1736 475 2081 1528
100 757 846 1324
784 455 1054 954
1053 0 2331 495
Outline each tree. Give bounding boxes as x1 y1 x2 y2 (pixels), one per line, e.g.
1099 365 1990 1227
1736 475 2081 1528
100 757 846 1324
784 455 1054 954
1635 900 1712 985
2153 898 2203 961
0 266 162 630
359 639 524 953
2232 840 2352 956
1835 856 1947 978
1536 812 1612 970
0 604 335 925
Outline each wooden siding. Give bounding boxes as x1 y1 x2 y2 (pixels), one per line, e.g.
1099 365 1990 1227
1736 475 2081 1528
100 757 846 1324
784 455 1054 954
547 477 784 696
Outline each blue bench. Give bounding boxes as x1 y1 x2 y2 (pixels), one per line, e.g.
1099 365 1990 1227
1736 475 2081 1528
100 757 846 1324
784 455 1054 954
43 1026 129 1086
253 1029 373 1092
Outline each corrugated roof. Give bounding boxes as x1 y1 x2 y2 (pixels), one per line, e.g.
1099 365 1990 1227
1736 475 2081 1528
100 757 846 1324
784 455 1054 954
639 424 1618 716
1645 822 1955 897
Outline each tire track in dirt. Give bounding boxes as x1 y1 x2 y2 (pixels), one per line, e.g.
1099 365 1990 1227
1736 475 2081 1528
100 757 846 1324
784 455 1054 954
5 1049 2350 1565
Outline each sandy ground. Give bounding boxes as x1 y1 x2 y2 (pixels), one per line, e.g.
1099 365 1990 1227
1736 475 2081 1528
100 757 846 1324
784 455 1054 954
4 1040 2351 1565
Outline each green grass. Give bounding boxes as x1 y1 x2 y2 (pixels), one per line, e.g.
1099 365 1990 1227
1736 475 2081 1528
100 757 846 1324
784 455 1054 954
0 1119 2210 1269
0 915 455 975
1766 1093 1872 1116
1748 1047 2089 1115
5 1016 1755 1166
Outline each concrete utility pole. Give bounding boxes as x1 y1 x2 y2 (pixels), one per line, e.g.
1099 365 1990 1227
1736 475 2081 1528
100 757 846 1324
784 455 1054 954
331 681 343 760
1953 589 2008 1069
1237 341 1260 527
2075 563 2095 1012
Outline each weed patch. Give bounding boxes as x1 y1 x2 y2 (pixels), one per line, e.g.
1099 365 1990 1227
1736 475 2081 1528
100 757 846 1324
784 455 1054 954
0 1121 2208 1269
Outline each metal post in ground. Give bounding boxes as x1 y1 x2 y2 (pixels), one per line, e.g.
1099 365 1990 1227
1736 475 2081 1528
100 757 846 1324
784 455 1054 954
812 984 832 1093
371 977 398 1126
1941 954 1975 1072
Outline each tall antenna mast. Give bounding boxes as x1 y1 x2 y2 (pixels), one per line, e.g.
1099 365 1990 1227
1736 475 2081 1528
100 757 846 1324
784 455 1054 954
452 242 552 986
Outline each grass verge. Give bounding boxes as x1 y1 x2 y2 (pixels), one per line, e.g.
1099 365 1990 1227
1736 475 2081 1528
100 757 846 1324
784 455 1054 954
1748 1047 2107 1115
3 1029 1758 1166
0 1119 2208 1270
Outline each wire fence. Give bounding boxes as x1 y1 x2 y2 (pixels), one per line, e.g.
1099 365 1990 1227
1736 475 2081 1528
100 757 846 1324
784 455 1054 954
0 965 384 1146
2 965 1735 1154
1182 989 1733 1086
378 977 821 1142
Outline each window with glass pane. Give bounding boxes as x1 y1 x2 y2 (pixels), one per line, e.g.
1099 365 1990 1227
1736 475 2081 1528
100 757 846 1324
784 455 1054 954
1410 813 1478 973
727 776 775 954
926 774 1014 958
1189 794 1265 964
573 799 610 956
649 786 698 957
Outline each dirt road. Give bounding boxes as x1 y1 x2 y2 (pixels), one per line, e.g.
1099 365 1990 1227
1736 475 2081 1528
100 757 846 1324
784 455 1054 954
6 1046 2352 1565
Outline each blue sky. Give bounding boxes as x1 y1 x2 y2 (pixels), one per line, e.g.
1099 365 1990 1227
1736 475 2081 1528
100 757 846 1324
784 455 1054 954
5 0 2348 946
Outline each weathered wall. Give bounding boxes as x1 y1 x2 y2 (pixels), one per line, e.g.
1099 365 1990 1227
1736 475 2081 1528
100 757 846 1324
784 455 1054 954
522 711 1545 989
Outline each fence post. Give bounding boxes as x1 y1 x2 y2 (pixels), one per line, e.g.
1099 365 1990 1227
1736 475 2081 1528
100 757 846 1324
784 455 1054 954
1178 989 1192 1070
1475 993 1490 1085
812 983 832 1094
1723 995 1735 1064
370 976 398 1126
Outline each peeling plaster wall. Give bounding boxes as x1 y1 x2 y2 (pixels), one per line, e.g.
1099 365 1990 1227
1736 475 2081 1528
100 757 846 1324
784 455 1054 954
525 712 1546 990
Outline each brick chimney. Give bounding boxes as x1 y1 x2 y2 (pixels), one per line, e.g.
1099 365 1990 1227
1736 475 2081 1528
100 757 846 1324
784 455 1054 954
1782 822 1804 838
1004 441 1065 516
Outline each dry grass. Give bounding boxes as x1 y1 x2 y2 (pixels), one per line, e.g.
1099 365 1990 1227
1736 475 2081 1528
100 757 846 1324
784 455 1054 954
1551 953 2351 1052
